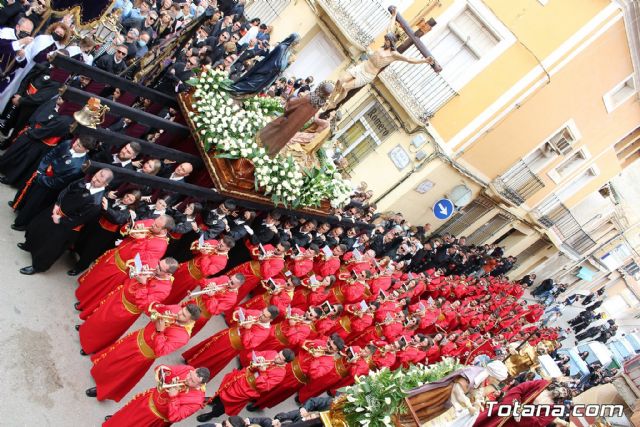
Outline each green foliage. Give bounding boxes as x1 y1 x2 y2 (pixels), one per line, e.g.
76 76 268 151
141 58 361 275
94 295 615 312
340 358 464 427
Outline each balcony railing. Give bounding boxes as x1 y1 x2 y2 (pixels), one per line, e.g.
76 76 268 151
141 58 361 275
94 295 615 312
493 160 545 206
380 48 457 123
535 196 597 255
316 0 457 123
316 0 391 49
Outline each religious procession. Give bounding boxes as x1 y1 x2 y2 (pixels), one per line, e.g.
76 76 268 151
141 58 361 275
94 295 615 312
0 0 639 426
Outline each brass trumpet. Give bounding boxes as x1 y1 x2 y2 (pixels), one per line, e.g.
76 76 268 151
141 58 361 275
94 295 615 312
232 309 261 327
302 341 331 358
125 259 155 279
190 240 220 254
155 366 188 392
249 353 276 370
188 283 228 297
124 223 153 239
149 302 178 325
286 312 313 325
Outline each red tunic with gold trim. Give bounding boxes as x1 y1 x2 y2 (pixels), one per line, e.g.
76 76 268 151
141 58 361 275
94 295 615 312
225 246 285 305
223 279 291 324
90 304 194 402
329 354 372 394
439 340 459 358
369 275 393 297
79 276 173 354
376 301 403 322
342 251 372 275
329 305 374 342
282 255 314 279
216 350 286 416
298 355 350 403
312 255 341 277
163 243 228 304
291 282 331 309
395 346 428 369
103 364 205 427
251 339 335 409
352 321 404 346
182 309 271 378
185 276 239 337
372 348 397 369
76 219 168 310
326 280 367 305
237 316 312 366
311 316 340 339
425 343 441 363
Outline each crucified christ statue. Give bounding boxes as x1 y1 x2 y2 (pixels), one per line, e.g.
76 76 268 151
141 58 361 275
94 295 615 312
326 7 435 110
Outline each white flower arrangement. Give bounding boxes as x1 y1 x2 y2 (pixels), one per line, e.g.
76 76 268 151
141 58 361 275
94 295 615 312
188 68 353 208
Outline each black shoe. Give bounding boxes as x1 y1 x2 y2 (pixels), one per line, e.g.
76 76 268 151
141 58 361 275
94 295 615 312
11 223 25 231
7 200 14 207
196 412 215 423
74 302 81 311
75 324 80 331
17 242 27 251
67 269 81 276
19 266 37 275
80 349 88 356
246 402 259 412
0 176 8 185
104 416 111 421
85 387 97 397
294 395 300 404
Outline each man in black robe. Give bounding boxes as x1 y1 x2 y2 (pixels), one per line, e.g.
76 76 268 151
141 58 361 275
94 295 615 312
18 168 113 274
0 96 73 186
94 45 128 75
10 135 97 230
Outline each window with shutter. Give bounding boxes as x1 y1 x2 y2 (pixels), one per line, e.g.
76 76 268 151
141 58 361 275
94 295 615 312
603 75 637 113
430 6 500 88
334 100 398 172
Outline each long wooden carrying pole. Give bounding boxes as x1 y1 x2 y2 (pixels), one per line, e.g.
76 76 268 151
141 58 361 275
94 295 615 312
73 125 202 166
87 161 374 229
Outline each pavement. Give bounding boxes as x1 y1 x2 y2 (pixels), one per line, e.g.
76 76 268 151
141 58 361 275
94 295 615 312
0 184 298 426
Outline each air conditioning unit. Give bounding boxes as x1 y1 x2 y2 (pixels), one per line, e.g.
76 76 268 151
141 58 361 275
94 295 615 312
411 134 427 149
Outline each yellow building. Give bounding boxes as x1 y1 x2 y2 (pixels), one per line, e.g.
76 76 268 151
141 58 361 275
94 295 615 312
244 0 640 316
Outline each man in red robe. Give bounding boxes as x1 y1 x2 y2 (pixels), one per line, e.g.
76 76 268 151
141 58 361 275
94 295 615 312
223 277 297 324
86 303 201 402
250 334 345 410
326 270 370 305
75 216 173 311
237 307 318 366
330 301 375 342
182 306 278 378
281 244 318 278
225 241 290 304
312 244 345 277
195 349 295 422
298 344 376 402
290 275 334 309
78 257 179 355
103 364 208 426
185 274 245 337
370 340 397 369
163 235 234 304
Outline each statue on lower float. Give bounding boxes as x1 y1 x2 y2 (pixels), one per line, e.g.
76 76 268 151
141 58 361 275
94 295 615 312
258 81 334 157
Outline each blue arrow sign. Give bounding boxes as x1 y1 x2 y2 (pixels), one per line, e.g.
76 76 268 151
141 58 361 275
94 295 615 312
433 198 454 220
